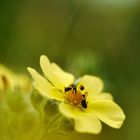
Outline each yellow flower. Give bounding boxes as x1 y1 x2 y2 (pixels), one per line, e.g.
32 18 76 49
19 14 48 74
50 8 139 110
27 55 125 134
0 64 31 92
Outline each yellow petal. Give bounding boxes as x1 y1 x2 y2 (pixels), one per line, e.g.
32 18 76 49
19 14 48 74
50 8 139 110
27 67 64 101
78 75 104 99
51 63 74 87
40 55 74 89
92 92 113 101
90 100 125 128
59 102 82 118
27 67 47 82
27 67 52 95
59 103 102 134
34 81 64 101
75 115 102 134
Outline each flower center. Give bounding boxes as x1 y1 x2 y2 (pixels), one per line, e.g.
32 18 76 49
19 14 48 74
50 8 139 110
0 75 9 90
64 84 88 108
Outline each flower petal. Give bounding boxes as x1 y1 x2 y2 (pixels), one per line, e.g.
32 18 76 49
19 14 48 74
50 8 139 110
34 81 64 101
40 55 74 89
90 100 125 128
59 103 102 134
92 92 113 101
27 67 47 82
27 67 64 101
74 115 102 134
78 75 104 99
59 102 82 118
51 63 74 87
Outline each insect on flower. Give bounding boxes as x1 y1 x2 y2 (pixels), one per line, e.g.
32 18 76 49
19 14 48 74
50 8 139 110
64 84 88 108
27 55 125 134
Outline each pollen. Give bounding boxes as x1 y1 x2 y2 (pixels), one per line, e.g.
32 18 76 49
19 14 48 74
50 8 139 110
65 91 83 106
64 84 88 108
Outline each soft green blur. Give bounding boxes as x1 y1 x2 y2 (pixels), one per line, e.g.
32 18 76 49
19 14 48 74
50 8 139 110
0 0 140 140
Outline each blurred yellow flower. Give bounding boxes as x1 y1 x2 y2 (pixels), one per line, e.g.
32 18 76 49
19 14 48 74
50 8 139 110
27 55 125 134
0 64 31 92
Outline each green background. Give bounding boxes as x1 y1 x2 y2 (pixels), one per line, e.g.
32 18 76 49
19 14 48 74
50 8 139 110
0 0 140 140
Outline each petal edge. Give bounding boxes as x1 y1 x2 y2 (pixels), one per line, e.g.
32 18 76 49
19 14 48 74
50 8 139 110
90 100 125 128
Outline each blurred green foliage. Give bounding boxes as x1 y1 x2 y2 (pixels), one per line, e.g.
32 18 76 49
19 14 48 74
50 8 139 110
0 0 140 140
